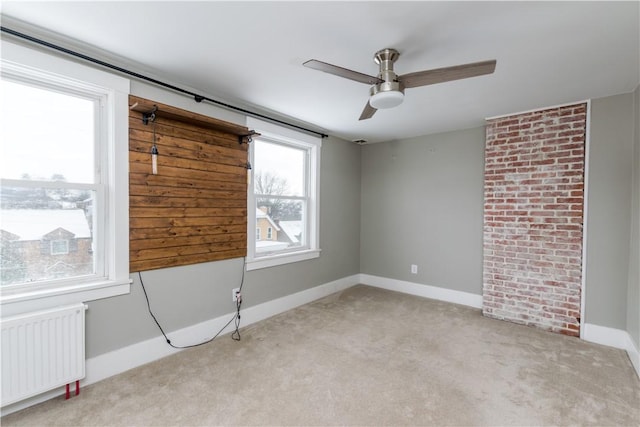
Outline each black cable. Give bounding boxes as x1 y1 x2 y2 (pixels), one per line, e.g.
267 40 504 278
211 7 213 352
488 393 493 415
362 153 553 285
138 257 246 349
231 260 246 341
0 26 328 139
231 297 242 341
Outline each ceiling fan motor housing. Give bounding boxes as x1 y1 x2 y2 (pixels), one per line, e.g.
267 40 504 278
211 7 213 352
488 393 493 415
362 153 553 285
370 48 405 109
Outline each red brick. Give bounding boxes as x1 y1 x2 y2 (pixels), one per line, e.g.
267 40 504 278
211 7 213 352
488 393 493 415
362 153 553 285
483 103 585 336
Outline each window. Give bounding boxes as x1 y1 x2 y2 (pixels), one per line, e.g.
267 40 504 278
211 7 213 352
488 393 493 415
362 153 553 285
256 228 261 240
0 40 130 311
50 240 70 256
246 118 321 270
1 79 98 283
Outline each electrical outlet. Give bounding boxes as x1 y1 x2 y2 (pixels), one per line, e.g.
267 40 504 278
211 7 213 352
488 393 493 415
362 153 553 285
232 287 241 302
411 264 418 274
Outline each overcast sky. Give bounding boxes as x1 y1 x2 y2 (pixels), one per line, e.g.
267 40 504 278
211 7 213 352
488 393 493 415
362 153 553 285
1 78 95 183
253 139 305 196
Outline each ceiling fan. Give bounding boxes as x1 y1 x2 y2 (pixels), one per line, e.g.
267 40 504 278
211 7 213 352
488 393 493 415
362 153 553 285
303 48 496 120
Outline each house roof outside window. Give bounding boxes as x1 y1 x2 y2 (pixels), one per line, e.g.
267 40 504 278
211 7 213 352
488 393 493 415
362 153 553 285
0 209 91 241
256 208 280 231
278 221 302 244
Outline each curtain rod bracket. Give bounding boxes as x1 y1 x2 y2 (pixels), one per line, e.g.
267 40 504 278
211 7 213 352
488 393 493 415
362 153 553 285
142 106 158 125
239 130 258 145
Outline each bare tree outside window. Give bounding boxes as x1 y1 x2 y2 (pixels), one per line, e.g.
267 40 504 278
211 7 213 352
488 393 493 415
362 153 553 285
254 171 302 221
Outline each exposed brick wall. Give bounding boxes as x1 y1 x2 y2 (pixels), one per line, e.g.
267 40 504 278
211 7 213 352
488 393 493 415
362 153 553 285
483 103 587 336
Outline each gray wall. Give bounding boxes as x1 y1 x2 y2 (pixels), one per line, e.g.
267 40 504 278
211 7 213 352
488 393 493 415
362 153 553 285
85 83 361 358
85 84 638 358
360 94 638 334
360 127 485 295
628 85 640 347
585 93 635 330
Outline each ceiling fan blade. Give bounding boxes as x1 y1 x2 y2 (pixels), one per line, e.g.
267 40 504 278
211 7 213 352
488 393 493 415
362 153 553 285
303 59 383 85
398 59 497 89
359 101 377 120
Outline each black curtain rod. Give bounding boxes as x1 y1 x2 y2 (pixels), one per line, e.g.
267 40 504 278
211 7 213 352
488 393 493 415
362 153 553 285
1 26 328 139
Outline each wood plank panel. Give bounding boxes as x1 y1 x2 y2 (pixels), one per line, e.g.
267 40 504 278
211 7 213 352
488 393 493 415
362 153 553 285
129 248 246 272
129 224 245 240
129 111 245 149
129 131 246 166
130 184 244 200
131 241 245 261
129 216 245 229
129 150 245 176
129 173 246 192
129 207 246 218
129 195 245 209
130 232 245 251
129 162 245 184
129 95 250 272
129 95 250 138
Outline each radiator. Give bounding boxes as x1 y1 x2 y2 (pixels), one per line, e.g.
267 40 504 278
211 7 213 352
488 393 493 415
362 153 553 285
1 303 86 407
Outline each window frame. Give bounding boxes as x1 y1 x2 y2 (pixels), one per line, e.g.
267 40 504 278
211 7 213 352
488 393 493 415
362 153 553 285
246 117 321 271
0 40 131 315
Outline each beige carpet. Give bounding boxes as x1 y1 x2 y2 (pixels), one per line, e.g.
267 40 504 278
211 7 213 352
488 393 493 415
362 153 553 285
3 285 639 426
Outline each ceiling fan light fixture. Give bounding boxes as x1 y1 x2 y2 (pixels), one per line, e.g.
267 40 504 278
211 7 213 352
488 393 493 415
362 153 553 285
370 90 404 109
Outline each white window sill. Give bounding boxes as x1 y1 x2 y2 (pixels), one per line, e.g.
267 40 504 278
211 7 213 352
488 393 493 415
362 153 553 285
246 249 321 271
1 278 131 317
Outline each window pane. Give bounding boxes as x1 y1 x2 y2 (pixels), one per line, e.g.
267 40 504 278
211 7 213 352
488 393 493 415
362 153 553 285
1 188 95 285
253 140 305 197
255 197 304 255
50 240 69 255
0 79 95 183
1 186 92 210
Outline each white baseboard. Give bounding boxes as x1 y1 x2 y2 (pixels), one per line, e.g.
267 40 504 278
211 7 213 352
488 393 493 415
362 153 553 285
0 274 360 416
85 273 358 384
359 274 483 309
583 323 640 378
360 275 640 380
4 275 636 416
628 337 640 378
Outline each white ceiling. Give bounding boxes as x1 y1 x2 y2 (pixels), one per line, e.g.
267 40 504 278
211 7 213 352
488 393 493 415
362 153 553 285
1 1 639 143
